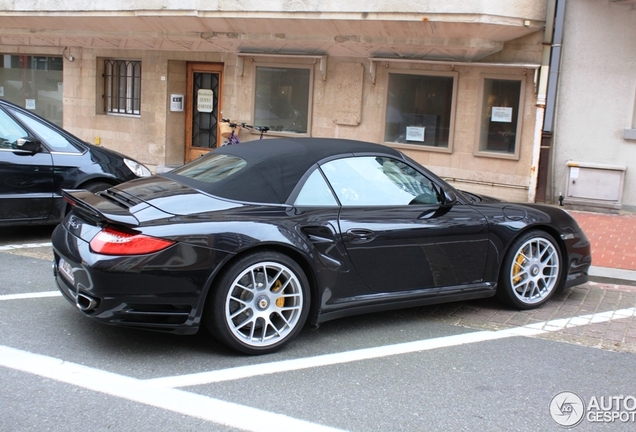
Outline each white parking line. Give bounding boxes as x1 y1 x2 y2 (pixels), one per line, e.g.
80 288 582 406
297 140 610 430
0 291 61 301
145 307 636 389
0 345 346 432
0 242 52 251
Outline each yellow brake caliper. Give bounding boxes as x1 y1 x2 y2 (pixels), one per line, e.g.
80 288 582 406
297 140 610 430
512 253 525 284
271 279 285 307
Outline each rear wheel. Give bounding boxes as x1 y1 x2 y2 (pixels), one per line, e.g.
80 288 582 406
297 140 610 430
205 251 310 355
496 230 562 309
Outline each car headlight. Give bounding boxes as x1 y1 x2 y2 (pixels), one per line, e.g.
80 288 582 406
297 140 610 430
124 158 152 177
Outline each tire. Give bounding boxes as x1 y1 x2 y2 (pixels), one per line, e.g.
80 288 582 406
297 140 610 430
496 230 562 310
204 251 310 355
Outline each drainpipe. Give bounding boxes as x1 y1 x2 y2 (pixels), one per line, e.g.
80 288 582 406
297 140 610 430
528 0 556 202
534 0 566 202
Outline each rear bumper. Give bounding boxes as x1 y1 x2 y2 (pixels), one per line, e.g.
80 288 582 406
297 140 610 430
51 223 229 335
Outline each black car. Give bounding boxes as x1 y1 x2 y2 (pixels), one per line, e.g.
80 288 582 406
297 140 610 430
52 138 591 354
0 98 151 226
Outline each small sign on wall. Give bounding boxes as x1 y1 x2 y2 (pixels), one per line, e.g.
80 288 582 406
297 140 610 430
197 89 214 113
170 94 184 112
25 99 36 110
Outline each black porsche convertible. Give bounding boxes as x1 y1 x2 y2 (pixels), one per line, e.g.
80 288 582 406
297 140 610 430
52 138 591 354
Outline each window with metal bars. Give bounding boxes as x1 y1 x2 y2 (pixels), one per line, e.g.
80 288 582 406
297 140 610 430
103 59 141 115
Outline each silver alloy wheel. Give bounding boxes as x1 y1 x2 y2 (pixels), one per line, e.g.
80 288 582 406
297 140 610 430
509 237 560 305
224 261 304 347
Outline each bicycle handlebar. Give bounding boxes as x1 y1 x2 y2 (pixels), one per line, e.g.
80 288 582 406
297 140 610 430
220 119 269 135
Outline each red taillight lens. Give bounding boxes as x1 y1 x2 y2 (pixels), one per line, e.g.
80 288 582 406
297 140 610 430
89 227 175 255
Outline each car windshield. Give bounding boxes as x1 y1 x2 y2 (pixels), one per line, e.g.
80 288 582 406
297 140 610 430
172 153 247 183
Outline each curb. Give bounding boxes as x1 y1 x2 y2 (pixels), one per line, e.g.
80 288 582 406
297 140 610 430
589 266 636 285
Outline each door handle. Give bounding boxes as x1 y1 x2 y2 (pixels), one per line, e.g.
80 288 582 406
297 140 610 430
346 229 377 244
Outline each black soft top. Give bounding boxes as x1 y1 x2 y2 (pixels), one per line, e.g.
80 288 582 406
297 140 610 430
165 138 403 204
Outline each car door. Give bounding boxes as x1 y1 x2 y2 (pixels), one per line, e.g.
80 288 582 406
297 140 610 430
321 155 489 292
0 108 54 222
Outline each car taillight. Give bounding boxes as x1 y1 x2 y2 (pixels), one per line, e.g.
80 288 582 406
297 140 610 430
89 227 175 255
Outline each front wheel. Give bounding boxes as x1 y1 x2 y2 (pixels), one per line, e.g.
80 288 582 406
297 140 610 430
496 231 563 310
205 251 310 355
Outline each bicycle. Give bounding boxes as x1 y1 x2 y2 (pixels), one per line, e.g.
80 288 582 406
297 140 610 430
220 118 241 145
220 118 269 145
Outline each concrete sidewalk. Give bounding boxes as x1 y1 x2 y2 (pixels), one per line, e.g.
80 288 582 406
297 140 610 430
569 210 636 284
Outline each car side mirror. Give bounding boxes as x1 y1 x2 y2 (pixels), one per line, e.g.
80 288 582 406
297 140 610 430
14 137 41 154
441 188 457 207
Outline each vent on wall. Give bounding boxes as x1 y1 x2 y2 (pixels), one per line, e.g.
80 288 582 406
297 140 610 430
565 161 627 212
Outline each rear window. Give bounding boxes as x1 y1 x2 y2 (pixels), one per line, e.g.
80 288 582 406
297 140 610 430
172 154 247 183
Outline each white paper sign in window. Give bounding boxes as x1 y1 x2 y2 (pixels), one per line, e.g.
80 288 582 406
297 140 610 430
197 89 214 113
491 107 513 123
406 126 426 142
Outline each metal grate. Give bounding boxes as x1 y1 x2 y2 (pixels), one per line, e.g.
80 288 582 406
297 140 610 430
192 72 219 148
104 59 141 115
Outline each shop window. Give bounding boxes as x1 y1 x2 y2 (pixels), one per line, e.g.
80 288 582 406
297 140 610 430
476 76 525 158
384 71 457 151
0 55 64 127
103 59 141 116
254 66 310 134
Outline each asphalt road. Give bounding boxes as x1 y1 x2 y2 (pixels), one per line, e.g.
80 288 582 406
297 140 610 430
1 225 635 431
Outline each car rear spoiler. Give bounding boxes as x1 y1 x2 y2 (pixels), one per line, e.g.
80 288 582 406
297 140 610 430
62 189 141 227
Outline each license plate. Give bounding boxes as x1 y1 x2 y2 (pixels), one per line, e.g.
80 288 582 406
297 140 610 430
58 258 75 285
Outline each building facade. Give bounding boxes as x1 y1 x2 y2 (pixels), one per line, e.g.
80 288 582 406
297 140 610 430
1 1 552 202
550 0 636 213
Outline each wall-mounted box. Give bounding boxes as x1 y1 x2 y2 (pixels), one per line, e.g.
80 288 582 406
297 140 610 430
565 161 626 212
170 94 184 112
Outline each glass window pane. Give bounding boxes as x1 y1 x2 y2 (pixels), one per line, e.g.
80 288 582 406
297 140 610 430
321 156 440 207
294 169 338 206
478 78 522 154
254 67 309 134
385 73 454 148
0 55 64 127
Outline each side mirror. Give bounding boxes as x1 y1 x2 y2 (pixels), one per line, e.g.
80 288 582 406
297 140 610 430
14 137 42 154
441 188 457 207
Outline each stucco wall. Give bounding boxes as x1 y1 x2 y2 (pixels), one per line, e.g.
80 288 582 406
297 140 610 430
553 0 636 212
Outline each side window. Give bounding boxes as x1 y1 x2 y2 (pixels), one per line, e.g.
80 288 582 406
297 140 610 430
321 156 440 207
294 168 338 206
11 110 82 153
0 109 28 149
